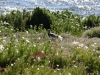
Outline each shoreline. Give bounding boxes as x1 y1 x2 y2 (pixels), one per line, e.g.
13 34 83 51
0 7 98 18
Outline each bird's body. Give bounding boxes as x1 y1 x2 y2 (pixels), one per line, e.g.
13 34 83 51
47 29 63 41
47 29 58 38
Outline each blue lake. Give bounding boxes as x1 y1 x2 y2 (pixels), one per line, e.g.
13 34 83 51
0 0 100 17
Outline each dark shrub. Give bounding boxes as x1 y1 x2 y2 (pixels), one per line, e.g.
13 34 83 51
26 7 52 30
83 14 100 29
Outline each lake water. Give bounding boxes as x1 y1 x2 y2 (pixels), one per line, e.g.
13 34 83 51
0 0 100 17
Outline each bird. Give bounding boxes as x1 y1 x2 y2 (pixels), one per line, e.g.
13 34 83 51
47 29 63 41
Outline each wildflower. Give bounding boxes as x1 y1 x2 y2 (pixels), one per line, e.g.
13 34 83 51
77 46 80 49
99 56 100 58
3 40 6 43
56 64 59 67
84 46 88 49
30 25 33 28
32 66 34 68
56 52 59 56
54 70 57 72
91 43 97 47
94 43 97 45
91 44 95 47
57 68 60 71
15 39 18 42
26 39 30 43
0 45 4 53
6 48 9 50
27 63 29 65
11 63 14 66
16 50 19 53
33 59 36 61
38 37 41 40
59 73 62 75
33 44 36 47
37 57 41 61
5 27 8 30
93 49 96 52
37 68 40 71
11 28 13 31
3 21 9 25
1 20 3 23
17 58 20 61
13 34 16 38
41 50 44 53
68 73 71 75
41 65 44 68
74 65 77 68
26 31 28 34
48 61 50 63
72 41 79 45
26 68 28 70
72 60 76 63
61 46 64 49
22 37 25 39
78 43 84 47
76 24 79 26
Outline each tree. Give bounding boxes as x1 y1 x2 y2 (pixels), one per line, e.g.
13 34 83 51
26 7 52 30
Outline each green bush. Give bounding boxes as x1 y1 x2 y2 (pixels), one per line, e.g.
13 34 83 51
82 27 100 38
2 10 30 31
71 48 100 74
82 14 100 29
51 10 83 36
0 7 84 36
4 10 23 31
26 7 52 30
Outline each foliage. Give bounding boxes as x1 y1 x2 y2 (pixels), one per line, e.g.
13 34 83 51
1 10 30 31
1 7 100 36
26 7 52 30
1 7 100 75
71 48 100 74
82 27 100 38
0 7 84 36
82 14 100 29
0 28 99 74
3 10 23 31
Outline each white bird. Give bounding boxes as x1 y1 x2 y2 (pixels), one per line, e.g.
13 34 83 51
47 29 63 41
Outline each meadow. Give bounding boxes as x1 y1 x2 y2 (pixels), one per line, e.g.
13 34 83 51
0 7 100 75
